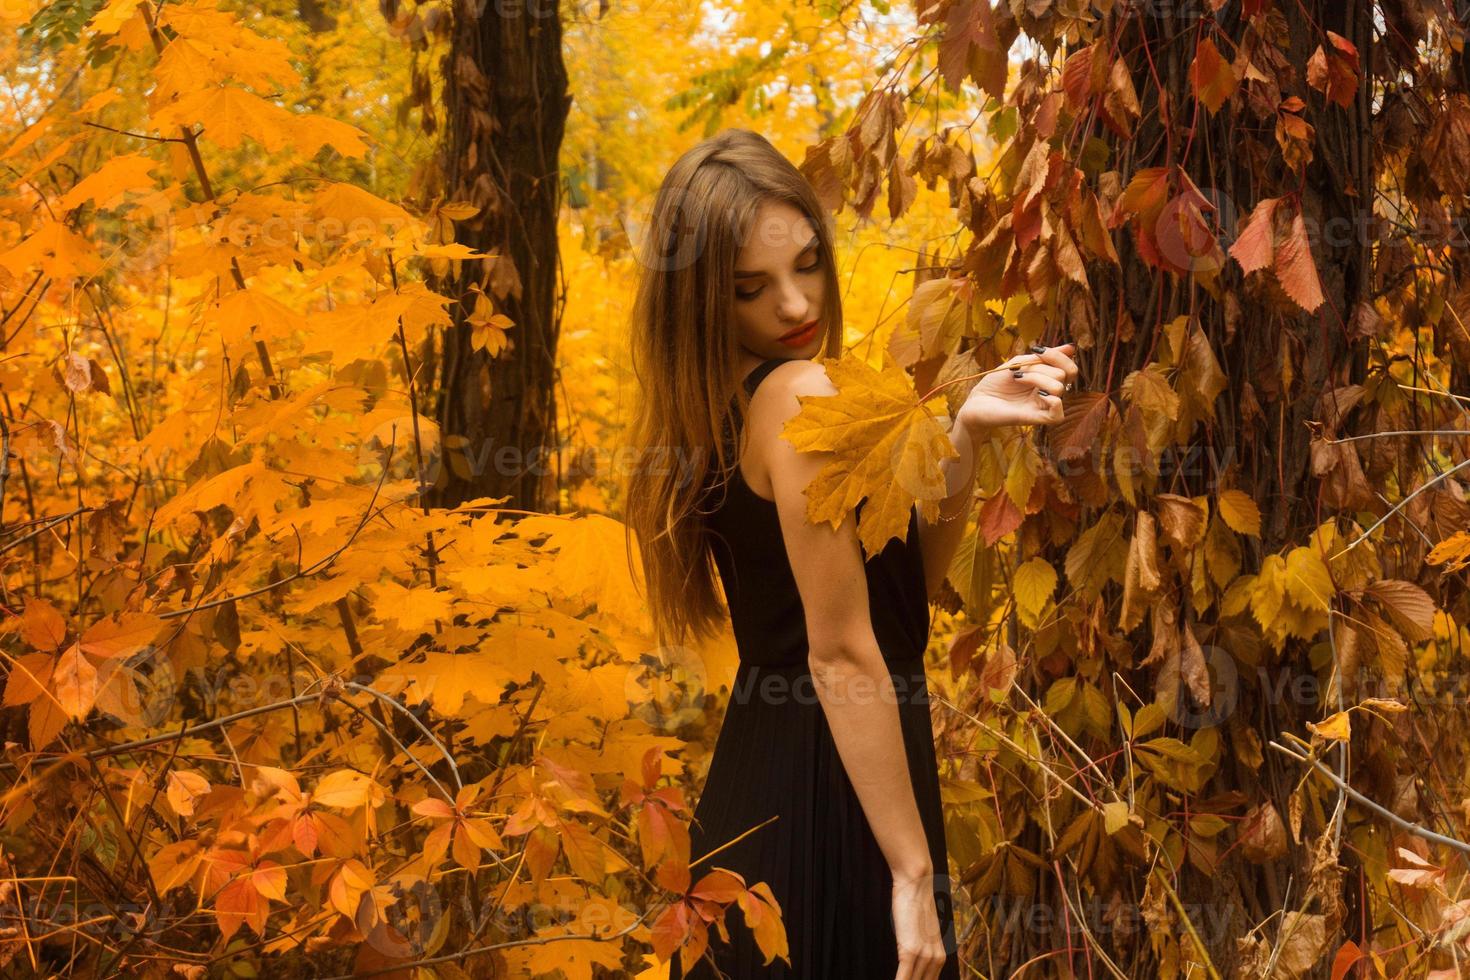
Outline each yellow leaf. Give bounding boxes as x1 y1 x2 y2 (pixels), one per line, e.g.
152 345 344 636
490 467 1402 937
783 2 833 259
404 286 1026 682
1204 513 1242 590
416 242 492 260
79 611 163 659
1285 546 1334 613
1102 800 1131 835
1359 697 1408 715
1121 364 1180 421
149 840 203 894
435 202 481 221
906 276 972 359
90 0 144 35
517 513 652 630
154 4 301 92
394 651 522 716
367 581 456 634
1065 512 1128 598
311 183 420 243
313 770 380 809
1308 710 1351 741
166 770 211 817
1427 531 1470 572
559 819 608 884
208 288 306 350
780 356 957 556
1014 557 1057 626
1249 555 1287 629
152 86 300 151
57 152 158 211
1216 488 1261 537
153 86 367 158
0 219 104 279
518 936 626 980
327 859 374 917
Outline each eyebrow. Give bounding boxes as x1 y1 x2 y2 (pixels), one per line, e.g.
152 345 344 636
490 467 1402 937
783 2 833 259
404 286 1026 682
734 236 820 279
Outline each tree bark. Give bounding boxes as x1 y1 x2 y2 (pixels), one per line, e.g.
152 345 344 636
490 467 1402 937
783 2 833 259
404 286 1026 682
430 0 571 511
1092 3 1370 971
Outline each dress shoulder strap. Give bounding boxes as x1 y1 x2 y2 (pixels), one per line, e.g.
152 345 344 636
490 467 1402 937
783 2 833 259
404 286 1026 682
722 359 796 448
742 357 791 397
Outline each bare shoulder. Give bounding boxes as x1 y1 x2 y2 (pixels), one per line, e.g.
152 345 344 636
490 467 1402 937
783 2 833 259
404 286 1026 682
756 357 838 406
742 359 837 491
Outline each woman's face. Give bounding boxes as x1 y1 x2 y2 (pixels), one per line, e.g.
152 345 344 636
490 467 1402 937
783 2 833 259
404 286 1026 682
730 198 827 362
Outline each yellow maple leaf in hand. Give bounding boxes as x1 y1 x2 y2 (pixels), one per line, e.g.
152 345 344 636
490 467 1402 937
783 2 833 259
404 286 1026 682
780 356 956 556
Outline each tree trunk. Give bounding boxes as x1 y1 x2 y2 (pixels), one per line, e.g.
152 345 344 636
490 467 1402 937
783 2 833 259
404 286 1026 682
1087 3 1370 972
429 0 571 512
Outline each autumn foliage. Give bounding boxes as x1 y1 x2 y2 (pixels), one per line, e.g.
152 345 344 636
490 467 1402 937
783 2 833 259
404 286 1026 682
789 0 1470 976
3 0 1470 977
0 1 787 976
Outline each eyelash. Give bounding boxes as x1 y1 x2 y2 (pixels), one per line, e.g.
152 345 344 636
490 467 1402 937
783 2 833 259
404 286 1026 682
736 258 821 301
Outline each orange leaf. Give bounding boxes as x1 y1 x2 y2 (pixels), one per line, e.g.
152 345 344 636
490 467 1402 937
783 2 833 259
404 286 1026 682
79 611 164 659
249 860 288 902
4 653 54 707
1190 38 1237 113
452 822 485 873
214 877 266 940
1275 209 1324 312
1229 196 1278 274
1330 940 1366 980
1108 167 1171 228
20 596 67 652
166 770 211 818
411 797 454 820
650 903 690 963
738 882 789 966
1307 32 1359 109
53 644 98 720
559 819 608 884
691 868 746 903
327 859 374 918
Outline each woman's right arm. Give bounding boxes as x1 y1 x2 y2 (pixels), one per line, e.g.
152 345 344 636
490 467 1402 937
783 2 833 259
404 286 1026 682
744 360 938 891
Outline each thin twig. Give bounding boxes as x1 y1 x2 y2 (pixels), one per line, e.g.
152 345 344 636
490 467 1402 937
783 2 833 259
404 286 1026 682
1327 457 1470 561
1268 740 1470 855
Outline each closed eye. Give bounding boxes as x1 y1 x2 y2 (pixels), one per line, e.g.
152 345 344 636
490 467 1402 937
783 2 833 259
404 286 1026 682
735 258 822 301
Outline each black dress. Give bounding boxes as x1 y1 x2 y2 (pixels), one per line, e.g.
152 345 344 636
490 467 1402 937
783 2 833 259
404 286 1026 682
671 357 960 979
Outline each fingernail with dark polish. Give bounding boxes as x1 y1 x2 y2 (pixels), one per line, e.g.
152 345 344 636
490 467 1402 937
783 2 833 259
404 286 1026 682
1029 344 1047 354
1012 369 1025 378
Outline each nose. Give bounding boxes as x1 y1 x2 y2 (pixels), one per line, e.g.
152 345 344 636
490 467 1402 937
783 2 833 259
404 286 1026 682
776 280 811 323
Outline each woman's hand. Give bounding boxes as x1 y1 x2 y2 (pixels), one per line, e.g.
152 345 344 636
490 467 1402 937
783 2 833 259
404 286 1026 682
891 871 948 980
954 342 1080 436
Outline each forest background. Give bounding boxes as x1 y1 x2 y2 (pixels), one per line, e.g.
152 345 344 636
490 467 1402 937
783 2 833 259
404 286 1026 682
1 0 1468 978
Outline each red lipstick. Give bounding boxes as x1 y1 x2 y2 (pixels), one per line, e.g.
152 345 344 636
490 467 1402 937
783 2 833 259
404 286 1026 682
778 319 819 346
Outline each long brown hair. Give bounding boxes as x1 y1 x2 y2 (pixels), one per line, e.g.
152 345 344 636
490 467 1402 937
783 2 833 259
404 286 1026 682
622 128 843 650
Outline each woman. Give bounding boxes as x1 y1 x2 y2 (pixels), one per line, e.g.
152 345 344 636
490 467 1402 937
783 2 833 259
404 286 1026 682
623 128 1078 979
